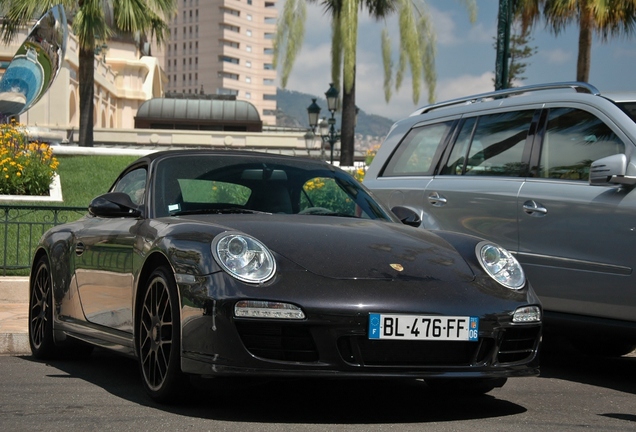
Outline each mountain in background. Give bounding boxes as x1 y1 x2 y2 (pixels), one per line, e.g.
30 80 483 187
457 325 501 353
275 88 396 148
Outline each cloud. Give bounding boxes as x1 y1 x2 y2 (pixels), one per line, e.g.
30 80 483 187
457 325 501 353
437 72 496 102
541 48 573 65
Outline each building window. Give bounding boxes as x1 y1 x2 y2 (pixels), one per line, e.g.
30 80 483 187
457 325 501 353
246 76 251 83
246 45 252 52
245 92 251 99
218 88 239 96
264 63 273 70
246 61 251 68
220 55 239 64
247 14 252 21
246 29 252 37
218 72 239 80
263 78 275 86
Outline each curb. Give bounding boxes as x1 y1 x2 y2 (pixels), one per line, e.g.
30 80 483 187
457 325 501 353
0 277 29 355
0 333 30 355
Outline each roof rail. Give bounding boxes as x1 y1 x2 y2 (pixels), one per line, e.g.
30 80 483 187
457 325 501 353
410 81 601 116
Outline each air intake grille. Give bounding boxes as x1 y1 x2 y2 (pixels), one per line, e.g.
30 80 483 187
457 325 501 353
338 337 495 366
497 326 541 364
235 321 319 362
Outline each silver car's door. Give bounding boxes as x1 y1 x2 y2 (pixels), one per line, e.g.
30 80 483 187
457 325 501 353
518 106 636 322
421 110 538 252
366 120 455 219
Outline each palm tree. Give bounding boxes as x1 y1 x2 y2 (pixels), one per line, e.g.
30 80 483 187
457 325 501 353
1 0 176 147
516 0 636 82
274 0 476 166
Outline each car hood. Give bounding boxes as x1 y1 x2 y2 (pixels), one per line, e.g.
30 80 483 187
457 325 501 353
181 214 475 281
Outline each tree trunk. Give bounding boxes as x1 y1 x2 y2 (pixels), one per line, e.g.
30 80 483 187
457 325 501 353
78 46 94 147
577 4 593 82
340 70 356 167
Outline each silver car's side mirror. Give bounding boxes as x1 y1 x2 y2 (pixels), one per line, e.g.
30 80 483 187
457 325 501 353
590 153 636 186
0 5 67 121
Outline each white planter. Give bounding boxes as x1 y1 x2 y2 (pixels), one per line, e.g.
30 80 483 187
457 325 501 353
0 174 63 202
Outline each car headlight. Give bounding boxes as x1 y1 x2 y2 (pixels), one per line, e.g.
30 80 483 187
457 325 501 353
212 233 276 283
475 241 525 290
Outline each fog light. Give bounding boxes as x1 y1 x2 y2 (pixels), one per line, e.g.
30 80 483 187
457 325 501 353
512 306 541 323
234 300 305 319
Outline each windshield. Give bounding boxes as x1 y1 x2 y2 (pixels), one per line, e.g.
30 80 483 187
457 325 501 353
151 154 394 221
615 101 636 124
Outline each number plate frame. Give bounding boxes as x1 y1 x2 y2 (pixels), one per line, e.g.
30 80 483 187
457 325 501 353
368 313 479 341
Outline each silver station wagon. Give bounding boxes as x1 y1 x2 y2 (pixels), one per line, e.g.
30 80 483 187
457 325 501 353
364 82 636 356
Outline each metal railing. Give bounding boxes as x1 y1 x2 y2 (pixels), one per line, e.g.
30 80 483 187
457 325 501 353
1 205 86 275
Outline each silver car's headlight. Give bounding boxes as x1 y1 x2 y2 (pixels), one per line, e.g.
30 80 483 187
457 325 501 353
475 241 525 290
212 233 276 283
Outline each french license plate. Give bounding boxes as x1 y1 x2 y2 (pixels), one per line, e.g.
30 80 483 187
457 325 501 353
368 313 479 341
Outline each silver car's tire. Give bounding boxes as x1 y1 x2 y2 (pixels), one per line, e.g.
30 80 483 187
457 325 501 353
138 266 186 403
29 256 59 359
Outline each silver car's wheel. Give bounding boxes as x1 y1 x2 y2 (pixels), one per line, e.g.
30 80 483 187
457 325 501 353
29 256 59 358
138 267 185 402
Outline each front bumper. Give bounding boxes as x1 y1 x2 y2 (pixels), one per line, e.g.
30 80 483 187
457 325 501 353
177 272 542 379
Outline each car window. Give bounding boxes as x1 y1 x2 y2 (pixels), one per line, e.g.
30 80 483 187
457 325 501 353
539 108 625 180
112 167 147 205
300 177 357 216
441 117 477 175
445 110 534 177
615 102 636 123
177 179 250 205
381 121 454 176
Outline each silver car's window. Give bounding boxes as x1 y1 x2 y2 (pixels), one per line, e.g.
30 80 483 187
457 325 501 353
539 108 625 180
381 121 454 176
454 110 534 177
113 167 147 205
441 117 477 175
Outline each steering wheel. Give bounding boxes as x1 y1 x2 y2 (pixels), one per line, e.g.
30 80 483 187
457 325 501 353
298 207 332 215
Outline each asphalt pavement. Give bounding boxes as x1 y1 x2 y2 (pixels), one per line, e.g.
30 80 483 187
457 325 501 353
0 277 30 355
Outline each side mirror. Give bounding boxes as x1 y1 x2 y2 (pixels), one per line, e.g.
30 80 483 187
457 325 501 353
391 206 422 228
89 192 142 218
0 5 67 120
589 154 636 186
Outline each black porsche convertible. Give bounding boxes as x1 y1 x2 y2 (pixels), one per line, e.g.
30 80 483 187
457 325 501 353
29 150 541 402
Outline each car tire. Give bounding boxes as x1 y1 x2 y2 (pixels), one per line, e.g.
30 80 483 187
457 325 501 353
29 256 60 359
137 266 187 403
425 377 507 395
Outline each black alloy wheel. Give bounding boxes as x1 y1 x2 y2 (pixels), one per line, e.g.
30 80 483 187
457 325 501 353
138 266 186 403
29 256 59 358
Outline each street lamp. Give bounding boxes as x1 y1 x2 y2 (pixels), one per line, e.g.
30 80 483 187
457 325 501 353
306 83 341 164
303 130 315 156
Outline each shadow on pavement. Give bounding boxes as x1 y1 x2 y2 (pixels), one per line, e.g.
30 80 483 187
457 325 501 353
18 349 527 424
538 334 636 396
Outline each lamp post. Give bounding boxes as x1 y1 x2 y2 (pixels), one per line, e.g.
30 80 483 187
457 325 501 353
303 130 315 156
306 83 341 164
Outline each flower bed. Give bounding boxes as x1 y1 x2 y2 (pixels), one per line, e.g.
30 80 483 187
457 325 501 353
0 120 59 196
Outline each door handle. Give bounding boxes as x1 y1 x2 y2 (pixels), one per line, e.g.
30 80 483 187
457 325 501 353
522 200 548 216
427 192 447 207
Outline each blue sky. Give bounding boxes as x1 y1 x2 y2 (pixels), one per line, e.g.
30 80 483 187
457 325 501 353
279 0 636 122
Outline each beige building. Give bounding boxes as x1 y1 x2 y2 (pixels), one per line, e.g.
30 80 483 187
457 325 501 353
0 26 165 136
154 0 278 125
